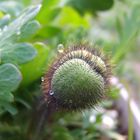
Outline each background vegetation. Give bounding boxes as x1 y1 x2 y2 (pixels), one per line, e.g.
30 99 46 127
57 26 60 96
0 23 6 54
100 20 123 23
0 0 140 139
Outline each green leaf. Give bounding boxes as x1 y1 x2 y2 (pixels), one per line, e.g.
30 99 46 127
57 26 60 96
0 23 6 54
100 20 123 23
2 102 18 115
52 125 74 140
0 14 11 28
112 6 140 63
38 25 61 38
0 5 41 64
0 5 41 115
37 0 61 25
0 5 41 42
20 42 50 86
1 43 37 64
55 7 89 28
0 91 14 102
0 1 23 17
0 63 21 115
0 63 22 92
21 0 32 6
19 20 41 41
68 0 114 15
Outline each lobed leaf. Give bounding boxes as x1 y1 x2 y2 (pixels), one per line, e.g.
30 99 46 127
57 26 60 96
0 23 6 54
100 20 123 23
0 5 41 64
0 63 22 92
0 0 23 17
20 42 49 86
1 43 37 64
0 63 21 115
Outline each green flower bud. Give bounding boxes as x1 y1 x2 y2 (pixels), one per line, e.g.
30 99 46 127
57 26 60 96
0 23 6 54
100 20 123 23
42 45 111 111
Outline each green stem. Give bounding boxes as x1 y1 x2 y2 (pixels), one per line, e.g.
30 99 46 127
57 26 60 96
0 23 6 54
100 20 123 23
27 98 56 140
128 94 133 140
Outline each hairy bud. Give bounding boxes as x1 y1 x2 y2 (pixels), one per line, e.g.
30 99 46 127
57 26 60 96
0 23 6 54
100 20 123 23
42 44 111 111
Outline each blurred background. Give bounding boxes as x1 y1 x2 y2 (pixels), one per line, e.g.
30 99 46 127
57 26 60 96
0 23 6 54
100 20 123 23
0 0 140 140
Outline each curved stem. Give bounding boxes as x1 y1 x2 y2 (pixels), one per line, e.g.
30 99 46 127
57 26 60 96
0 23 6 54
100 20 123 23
32 108 48 140
27 97 56 140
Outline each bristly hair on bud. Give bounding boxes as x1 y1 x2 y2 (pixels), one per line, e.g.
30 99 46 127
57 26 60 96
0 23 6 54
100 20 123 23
42 43 112 111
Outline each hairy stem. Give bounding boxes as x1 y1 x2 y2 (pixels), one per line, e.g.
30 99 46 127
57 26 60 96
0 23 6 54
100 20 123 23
27 97 56 140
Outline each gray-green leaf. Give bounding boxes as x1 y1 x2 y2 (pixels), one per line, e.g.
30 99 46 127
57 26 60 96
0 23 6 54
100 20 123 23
0 63 21 115
0 5 41 64
1 43 37 64
0 63 22 92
